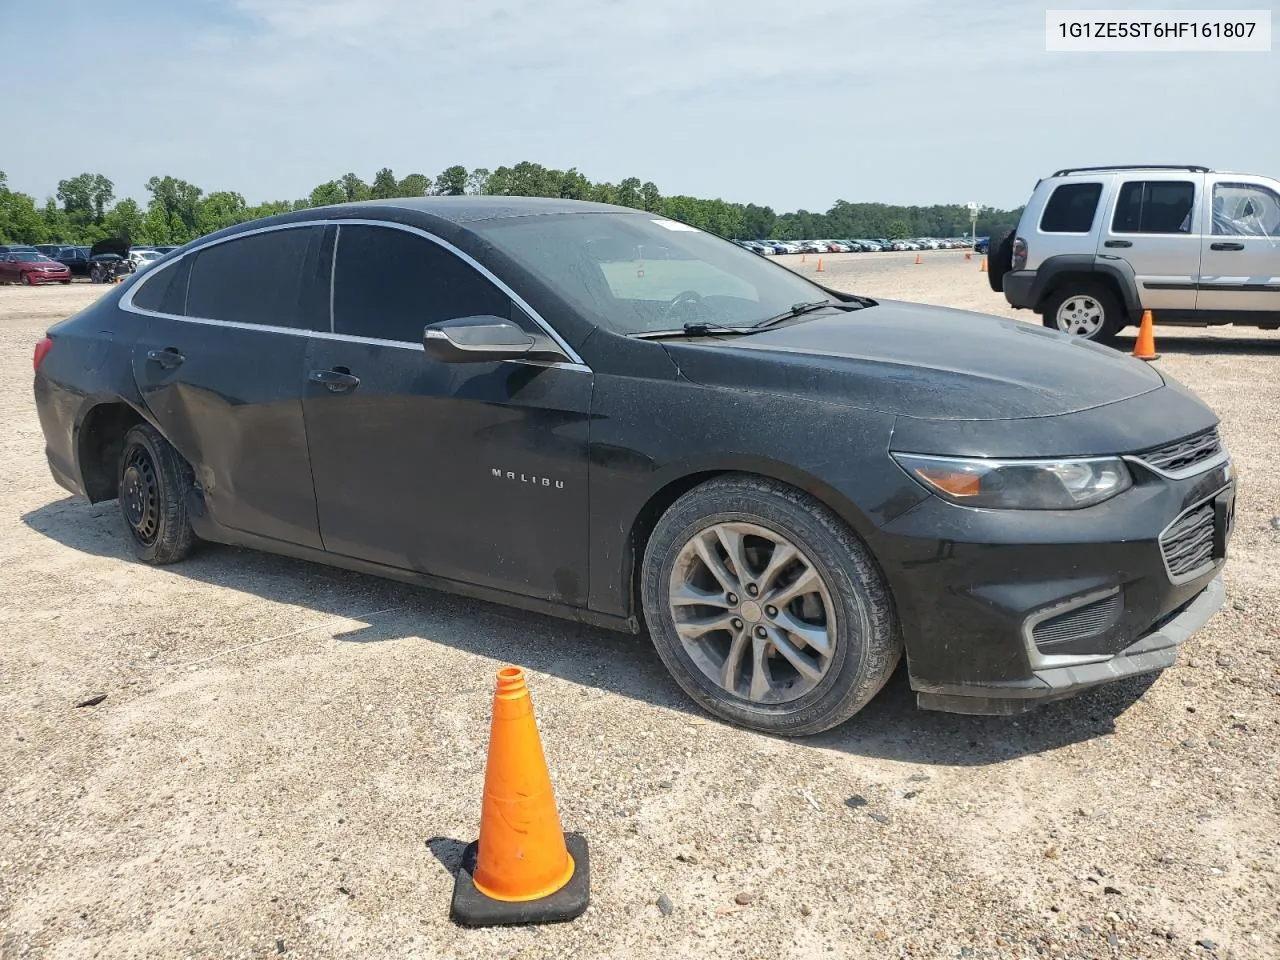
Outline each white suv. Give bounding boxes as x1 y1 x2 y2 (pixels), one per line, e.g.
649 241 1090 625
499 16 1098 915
991 165 1280 345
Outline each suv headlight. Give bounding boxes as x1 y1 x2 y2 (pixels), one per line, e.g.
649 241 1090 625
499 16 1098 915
892 453 1132 510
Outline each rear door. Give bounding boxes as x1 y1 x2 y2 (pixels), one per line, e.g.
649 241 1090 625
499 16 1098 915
1197 176 1280 317
301 222 593 604
1097 173 1204 311
127 224 330 548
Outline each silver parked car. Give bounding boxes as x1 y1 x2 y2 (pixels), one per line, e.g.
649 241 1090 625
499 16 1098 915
994 164 1280 345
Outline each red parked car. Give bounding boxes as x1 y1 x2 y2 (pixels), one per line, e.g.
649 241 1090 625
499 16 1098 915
0 252 72 285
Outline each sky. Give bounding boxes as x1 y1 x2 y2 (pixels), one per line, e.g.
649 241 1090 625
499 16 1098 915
5 0 1278 213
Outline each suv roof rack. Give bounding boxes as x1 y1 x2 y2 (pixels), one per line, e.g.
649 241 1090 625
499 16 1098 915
1050 164 1211 177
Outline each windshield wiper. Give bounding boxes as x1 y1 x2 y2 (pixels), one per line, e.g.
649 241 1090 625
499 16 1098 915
631 321 757 340
751 299 856 329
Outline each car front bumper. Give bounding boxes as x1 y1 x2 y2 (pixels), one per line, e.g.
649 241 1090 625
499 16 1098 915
871 453 1235 715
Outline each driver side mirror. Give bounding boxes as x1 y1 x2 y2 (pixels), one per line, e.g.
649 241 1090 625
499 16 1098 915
423 315 539 363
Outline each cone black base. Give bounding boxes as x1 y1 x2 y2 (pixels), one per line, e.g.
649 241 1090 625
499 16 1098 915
449 833 590 927
1137 354 1161 362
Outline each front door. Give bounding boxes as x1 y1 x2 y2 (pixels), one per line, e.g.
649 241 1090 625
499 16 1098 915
302 222 593 606
1097 174 1204 312
1198 176 1280 317
128 224 330 549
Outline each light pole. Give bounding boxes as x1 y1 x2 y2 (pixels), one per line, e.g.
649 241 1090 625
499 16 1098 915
967 201 981 249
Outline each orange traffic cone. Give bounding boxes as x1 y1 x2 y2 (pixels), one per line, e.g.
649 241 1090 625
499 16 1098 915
450 667 589 927
979 257 988 272
914 253 922 265
815 257 824 272
1133 309 1160 361
964 251 972 261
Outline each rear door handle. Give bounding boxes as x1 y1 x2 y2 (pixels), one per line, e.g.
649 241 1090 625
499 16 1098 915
309 368 360 393
146 347 185 369
1210 242 1245 251
1103 240 1132 248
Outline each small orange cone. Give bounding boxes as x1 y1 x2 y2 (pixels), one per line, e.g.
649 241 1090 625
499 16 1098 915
979 257 988 272
1133 309 1160 361
450 667 589 927
914 253 922 265
815 257 824 272
964 251 972 261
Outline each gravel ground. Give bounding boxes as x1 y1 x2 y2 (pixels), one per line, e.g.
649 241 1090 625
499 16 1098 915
1 256 1277 960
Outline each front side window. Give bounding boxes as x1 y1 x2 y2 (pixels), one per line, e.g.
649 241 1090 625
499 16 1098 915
1039 182 1102 233
1112 181 1196 234
1211 182 1280 237
331 225 512 342
185 226 325 329
473 213 842 336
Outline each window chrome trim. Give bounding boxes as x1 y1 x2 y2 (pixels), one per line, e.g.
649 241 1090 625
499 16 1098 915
1124 449 1229 481
118 217 590 371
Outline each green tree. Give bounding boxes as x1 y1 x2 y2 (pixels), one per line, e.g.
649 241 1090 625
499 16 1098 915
309 181 347 207
397 173 431 197
641 181 661 212
0 173 49 243
615 177 643 209
884 218 909 239
558 168 591 200
57 173 115 223
370 167 399 199
433 165 468 196
102 198 146 243
340 173 370 202
198 191 248 234
466 168 491 195
145 176 203 242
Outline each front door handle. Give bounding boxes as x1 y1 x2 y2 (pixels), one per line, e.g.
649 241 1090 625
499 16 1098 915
309 368 360 393
1210 242 1245 251
146 347 185 370
1104 240 1132 248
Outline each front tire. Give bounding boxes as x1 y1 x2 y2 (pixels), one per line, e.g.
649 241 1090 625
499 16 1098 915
1040 282 1124 346
640 474 902 736
20 272 31 286
118 423 196 565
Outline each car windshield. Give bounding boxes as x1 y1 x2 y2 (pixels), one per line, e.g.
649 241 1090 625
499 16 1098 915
474 212 843 336
23 254 53 262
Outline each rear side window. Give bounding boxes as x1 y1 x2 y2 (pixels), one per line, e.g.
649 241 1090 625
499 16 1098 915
1038 182 1102 233
1112 181 1195 234
185 226 326 329
332 224 511 342
131 256 193 315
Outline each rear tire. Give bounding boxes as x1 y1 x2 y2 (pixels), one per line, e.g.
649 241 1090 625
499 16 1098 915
987 230 1014 292
640 474 902 736
117 423 196 565
1040 282 1124 346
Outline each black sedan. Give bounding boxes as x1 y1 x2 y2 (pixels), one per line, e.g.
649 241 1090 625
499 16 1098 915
31 198 1235 735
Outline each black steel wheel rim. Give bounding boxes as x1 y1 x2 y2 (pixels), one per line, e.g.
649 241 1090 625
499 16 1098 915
121 447 160 545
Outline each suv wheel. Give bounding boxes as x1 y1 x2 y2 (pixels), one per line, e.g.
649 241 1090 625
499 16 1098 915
987 230 1014 292
640 474 902 736
1041 283 1124 346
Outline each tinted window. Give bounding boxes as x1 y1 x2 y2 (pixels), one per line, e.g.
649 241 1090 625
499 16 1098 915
1112 181 1195 234
332 225 511 342
1039 183 1102 233
185 226 325 329
131 256 193 315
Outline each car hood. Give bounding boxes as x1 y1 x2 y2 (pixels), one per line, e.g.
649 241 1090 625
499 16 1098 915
664 300 1165 421
89 236 131 258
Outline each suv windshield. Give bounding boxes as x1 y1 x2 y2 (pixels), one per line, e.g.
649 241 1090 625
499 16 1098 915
474 212 844 336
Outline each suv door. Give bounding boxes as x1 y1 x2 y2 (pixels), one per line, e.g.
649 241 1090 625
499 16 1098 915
1098 173 1204 312
301 222 593 605
1198 176 1280 319
126 224 330 549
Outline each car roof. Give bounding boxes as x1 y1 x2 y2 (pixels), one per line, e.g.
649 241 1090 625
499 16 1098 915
325 195 640 224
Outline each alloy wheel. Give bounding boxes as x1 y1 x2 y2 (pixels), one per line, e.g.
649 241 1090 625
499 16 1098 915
667 521 836 704
1055 295 1105 336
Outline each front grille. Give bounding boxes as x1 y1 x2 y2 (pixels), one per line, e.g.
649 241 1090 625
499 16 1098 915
1032 591 1124 649
1136 428 1222 475
1160 503 1216 580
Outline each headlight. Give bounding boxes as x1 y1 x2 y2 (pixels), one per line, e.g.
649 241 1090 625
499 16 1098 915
892 453 1132 510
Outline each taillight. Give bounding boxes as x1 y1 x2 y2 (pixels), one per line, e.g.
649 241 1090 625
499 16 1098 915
33 336 53 372
1011 237 1028 272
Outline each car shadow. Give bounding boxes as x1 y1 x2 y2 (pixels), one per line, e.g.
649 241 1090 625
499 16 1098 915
1112 332 1280 355
23 496 1166 768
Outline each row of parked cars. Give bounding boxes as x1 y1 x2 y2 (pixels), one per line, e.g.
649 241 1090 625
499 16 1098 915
0 240 175 285
734 236 981 255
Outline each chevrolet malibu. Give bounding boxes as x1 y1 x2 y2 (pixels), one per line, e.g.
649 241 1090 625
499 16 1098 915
32 197 1235 735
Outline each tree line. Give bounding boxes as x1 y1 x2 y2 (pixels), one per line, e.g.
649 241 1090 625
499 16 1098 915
0 163 1023 248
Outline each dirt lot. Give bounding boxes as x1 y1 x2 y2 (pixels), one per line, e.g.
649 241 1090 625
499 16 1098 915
2 254 1277 960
